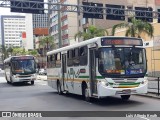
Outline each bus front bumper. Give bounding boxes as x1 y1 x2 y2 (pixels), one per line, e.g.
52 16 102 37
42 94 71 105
11 75 37 83
97 81 148 98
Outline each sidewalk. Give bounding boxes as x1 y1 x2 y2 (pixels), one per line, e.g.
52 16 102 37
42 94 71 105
136 92 160 99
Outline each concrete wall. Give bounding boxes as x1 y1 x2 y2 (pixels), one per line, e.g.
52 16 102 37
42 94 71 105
25 14 34 50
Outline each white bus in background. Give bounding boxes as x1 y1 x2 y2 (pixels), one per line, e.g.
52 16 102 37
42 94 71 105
47 36 148 101
4 55 37 85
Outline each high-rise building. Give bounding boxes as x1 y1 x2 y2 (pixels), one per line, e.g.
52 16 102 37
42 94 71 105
48 0 156 47
0 15 25 48
0 15 34 50
32 14 48 28
48 0 78 48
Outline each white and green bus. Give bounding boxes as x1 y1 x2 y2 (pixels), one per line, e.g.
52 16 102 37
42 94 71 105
47 36 148 101
4 55 37 85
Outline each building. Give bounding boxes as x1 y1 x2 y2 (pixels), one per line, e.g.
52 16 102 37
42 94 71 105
32 14 48 28
0 15 34 50
0 15 25 47
48 0 78 48
48 0 155 46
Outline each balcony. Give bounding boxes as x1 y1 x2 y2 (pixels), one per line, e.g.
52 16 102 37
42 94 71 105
61 15 67 21
62 34 68 40
61 25 68 30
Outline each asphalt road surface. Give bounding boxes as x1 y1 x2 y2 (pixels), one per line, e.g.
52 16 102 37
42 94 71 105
0 73 160 120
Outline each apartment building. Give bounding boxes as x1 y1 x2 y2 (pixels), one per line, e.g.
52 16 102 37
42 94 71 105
32 14 48 28
48 0 78 48
78 0 156 36
0 15 25 47
0 15 33 50
48 0 157 46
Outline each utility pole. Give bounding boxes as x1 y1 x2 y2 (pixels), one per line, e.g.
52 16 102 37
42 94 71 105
57 0 62 48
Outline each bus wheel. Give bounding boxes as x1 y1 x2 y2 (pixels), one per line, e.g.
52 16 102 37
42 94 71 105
57 82 62 95
31 81 34 85
121 95 130 101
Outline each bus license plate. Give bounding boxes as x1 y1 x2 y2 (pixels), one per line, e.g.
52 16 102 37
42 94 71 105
122 89 131 94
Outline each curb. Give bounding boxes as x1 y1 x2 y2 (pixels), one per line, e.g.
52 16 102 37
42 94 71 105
135 93 160 99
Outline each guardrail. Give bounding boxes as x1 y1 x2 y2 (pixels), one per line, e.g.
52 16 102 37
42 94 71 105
148 77 160 96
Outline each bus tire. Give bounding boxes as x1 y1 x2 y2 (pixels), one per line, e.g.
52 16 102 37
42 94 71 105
31 81 34 85
121 95 130 101
57 81 63 95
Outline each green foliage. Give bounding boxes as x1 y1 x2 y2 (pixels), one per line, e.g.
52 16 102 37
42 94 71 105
0 45 9 60
28 50 38 56
75 25 108 41
111 18 154 38
39 35 54 56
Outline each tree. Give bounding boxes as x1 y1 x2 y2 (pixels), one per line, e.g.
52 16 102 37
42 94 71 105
0 45 9 60
7 46 13 56
28 50 38 56
111 18 154 38
39 35 54 56
75 25 108 41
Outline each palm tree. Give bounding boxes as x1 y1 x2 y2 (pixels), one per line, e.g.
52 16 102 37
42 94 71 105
75 25 108 41
38 35 54 68
111 18 154 38
39 35 54 56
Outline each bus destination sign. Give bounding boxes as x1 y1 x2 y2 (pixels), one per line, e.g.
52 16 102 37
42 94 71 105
101 37 143 46
12 56 34 60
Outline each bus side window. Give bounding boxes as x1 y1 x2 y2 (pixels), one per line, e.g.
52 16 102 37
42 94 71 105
47 56 50 68
67 50 73 66
56 53 61 68
80 46 88 66
73 48 80 66
52 54 56 68
50 55 53 68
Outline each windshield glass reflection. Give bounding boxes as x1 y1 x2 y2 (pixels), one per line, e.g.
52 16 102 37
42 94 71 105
98 47 146 77
11 59 36 74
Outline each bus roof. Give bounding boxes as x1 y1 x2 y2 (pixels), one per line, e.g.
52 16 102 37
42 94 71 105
47 36 143 56
47 37 100 55
4 55 34 63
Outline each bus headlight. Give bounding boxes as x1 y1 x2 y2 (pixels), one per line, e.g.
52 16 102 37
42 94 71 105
32 74 37 78
101 80 110 86
13 75 18 78
141 80 148 84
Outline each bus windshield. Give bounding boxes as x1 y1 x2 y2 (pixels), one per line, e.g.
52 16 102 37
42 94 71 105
11 59 36 74
98 47 147 78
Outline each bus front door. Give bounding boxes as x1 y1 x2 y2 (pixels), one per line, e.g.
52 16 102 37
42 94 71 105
62 54 67 91
89 48 97 95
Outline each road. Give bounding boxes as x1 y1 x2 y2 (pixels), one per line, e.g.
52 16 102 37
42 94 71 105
0 73 160 120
